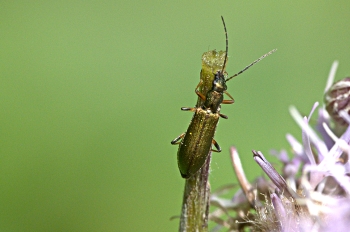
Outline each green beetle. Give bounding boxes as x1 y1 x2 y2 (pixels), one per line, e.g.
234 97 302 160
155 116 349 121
171 16 276 178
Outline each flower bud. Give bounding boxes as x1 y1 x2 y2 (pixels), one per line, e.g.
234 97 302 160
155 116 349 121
324 77 350 126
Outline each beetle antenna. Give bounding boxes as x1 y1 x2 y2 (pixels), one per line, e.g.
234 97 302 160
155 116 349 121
221 16 228 74
225 48 277 82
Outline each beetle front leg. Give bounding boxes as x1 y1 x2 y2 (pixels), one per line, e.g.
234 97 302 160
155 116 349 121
222 90 234 104
211 139 222 152
195 80 206 101
171 133 185 145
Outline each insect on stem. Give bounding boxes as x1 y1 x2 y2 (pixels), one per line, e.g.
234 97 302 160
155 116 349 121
171 17 276 179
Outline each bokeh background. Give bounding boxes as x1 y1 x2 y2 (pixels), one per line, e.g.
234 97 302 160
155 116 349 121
1 1 350 231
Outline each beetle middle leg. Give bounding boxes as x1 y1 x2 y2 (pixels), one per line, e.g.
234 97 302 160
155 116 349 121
211 139 222 152
171 133 185 145
181 107 196 112
219 113 228 119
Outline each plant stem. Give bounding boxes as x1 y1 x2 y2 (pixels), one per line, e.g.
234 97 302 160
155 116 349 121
179 50 226 232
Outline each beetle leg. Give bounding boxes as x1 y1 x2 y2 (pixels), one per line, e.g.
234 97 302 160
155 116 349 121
211 139 222 152
195 80 206 101
219 113 228 119
222 90 234 104
171 133 185 145
181 107 196 112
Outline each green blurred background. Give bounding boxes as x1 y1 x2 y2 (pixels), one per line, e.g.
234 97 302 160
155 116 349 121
1 1 350 231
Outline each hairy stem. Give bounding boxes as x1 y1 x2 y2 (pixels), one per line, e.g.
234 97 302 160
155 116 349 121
179 50 226 232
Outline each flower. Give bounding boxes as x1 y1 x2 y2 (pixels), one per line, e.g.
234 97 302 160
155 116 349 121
210 61 350 231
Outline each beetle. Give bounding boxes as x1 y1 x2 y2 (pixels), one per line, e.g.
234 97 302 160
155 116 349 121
171 16 276 178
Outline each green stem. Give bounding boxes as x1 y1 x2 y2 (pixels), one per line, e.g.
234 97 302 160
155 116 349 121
179 50 226 232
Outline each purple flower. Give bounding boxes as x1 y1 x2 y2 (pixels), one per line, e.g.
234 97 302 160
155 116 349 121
210 61 350 231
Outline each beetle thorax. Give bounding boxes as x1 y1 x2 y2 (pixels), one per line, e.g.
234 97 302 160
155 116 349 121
203 90 224 113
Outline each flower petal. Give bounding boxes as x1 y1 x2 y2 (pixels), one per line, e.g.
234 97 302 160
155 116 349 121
253 150 297 199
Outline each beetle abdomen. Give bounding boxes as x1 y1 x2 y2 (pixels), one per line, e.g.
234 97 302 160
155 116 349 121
177 108 219 178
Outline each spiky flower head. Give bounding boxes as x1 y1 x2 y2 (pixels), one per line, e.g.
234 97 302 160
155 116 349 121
210 61 350 232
